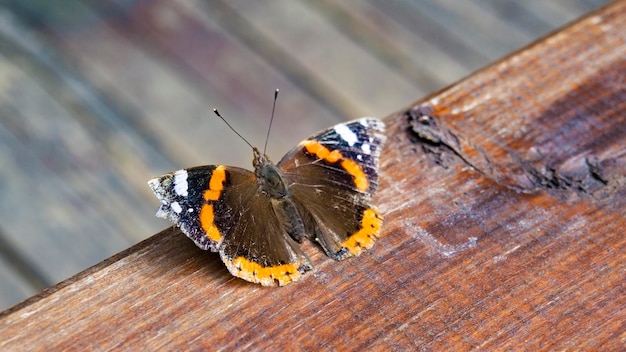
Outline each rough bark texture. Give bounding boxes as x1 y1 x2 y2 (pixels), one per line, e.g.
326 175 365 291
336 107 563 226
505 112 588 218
1 2 624 350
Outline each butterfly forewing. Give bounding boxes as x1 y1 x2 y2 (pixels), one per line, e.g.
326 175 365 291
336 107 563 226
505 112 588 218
278 118 386 259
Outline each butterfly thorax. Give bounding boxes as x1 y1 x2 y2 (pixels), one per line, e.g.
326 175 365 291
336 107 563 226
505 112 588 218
254 147 307 242
253 147 288 199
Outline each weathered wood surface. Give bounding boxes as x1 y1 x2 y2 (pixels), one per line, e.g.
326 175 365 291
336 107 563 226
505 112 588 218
0 0 611 309
1 1 624 350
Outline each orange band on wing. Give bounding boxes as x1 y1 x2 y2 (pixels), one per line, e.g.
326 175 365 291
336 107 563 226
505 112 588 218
200 204 223 242
340 159 368 192
226 257 303 286
204 165 226 201
342 208 383 256
301 140 368 191
199 166 227 242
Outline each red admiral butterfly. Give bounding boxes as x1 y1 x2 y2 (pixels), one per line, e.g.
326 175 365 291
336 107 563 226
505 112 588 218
148 102 385 286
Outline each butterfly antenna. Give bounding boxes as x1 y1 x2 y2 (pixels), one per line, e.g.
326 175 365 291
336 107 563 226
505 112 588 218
213 108 255 150
263 89 279 155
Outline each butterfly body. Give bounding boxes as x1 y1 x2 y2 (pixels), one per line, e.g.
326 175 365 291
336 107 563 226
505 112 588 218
148 117 386 286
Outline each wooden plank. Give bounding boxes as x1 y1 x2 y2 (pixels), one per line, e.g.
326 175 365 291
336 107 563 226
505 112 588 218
1 1 624 349
0 248 41 310
524 0 601 22
225 0 424 117
399 0 532 57
0 54 144 282
310 0 469 88
54 0 346 165
367 0 489 72
0 227 47 308
0 264 36 310
472 0 560 36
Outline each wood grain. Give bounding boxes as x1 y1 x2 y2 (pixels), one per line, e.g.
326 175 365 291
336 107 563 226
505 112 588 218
1 1 624 350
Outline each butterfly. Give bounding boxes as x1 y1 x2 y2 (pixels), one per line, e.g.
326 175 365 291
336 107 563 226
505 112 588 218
148 109 385 286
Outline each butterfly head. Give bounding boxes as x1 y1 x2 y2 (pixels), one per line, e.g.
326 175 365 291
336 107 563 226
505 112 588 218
252 147 269 167
252 147 288 199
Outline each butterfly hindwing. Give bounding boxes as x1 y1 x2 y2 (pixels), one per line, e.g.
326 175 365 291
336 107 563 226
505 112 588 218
218 189 312 286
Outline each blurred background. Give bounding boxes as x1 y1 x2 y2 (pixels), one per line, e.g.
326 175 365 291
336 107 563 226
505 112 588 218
0 0 611 310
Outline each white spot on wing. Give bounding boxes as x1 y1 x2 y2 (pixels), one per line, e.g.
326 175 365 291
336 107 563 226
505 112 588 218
147 178 161 192
334 123 358 146
362 143 371 154
174 169 188 197
155 208 166 218
171 201 183 214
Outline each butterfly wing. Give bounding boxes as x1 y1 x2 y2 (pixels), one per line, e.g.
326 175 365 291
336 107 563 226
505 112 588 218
148 165 312 286
278 117 386 260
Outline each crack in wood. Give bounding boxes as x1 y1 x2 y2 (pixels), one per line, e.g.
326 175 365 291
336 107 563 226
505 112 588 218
404 103 620 198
